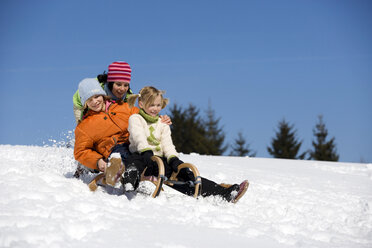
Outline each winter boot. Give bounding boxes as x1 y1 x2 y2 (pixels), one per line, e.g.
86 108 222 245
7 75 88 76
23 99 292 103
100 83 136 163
122 165 140 191
231 180 249 203
74 162 89 178
105 156 125 186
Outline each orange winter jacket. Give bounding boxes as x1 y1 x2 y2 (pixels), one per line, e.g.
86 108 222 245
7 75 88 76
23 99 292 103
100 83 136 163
74 101 139 170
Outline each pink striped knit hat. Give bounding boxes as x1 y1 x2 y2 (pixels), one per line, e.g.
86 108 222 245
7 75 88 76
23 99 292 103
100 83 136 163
107 61 132 82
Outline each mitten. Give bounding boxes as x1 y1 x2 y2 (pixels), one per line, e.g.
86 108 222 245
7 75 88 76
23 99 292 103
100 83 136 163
168 157 183 173
141 150 157 174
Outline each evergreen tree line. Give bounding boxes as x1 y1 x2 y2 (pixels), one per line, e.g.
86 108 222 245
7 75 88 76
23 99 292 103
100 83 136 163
168 103 339 162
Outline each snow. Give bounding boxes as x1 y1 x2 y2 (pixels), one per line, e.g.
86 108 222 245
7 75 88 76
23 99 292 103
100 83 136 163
0 144 371 248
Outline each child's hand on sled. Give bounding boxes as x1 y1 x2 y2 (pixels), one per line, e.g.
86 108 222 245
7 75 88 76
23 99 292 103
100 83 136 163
97 158 107 172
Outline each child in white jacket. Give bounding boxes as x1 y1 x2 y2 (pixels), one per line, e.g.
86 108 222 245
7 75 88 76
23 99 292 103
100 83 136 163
127 86 248 203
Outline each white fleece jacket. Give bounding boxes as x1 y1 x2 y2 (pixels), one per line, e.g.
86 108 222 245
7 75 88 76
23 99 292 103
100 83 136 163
128 114 179 161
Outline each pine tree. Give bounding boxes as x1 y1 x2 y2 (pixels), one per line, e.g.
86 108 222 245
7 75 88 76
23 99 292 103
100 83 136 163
267 119 306 159
230 131 256 157
204 101 227 155
168 103 186 151
168 103 209 154
184 104 210 154
309 115 339 161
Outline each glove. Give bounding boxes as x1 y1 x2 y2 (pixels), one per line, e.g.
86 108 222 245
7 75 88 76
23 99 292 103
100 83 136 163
141 150 157 175
168 157 183 173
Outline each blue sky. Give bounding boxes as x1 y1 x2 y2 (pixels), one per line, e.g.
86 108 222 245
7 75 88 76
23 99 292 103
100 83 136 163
1 0 371 163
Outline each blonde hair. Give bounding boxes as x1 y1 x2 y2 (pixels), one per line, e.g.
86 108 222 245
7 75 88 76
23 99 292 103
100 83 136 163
128 86 169 110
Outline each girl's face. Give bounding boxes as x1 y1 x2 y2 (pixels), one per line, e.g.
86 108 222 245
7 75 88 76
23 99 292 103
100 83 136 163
140 95 162 117
86 95 104 112
112 81 130 99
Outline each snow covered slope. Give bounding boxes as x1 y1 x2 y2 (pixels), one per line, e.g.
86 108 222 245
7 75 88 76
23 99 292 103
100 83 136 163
0 145 371 248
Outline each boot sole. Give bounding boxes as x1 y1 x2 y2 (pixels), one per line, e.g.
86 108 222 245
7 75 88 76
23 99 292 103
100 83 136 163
232 180 249 203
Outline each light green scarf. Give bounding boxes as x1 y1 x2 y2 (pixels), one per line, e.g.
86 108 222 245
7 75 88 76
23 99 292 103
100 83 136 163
139 109 159 123
139 109 161 151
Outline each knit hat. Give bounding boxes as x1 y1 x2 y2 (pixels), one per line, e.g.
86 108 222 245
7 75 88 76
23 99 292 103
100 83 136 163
107 61 131 82
78 78 106 106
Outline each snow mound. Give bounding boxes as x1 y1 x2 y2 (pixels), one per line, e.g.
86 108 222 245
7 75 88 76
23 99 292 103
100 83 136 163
0 145 371 248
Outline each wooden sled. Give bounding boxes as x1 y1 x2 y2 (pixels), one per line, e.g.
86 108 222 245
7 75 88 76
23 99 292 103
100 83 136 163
140 156 165 198
88 173 105 191
88 157 202 200
88 157 124 192
219 183 232 188
164 163 202 198
88 156 165 197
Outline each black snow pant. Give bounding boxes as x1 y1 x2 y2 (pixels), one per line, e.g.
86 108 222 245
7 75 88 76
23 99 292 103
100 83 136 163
126 152 239 201
169 163 238 202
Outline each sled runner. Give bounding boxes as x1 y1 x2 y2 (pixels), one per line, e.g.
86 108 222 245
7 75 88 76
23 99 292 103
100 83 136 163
88 157 125 191
164 163 202 198
140 156 166 198
88 173 105 191
141 161 201 198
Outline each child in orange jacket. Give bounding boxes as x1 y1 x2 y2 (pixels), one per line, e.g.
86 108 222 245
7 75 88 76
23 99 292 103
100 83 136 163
74 78 143 188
